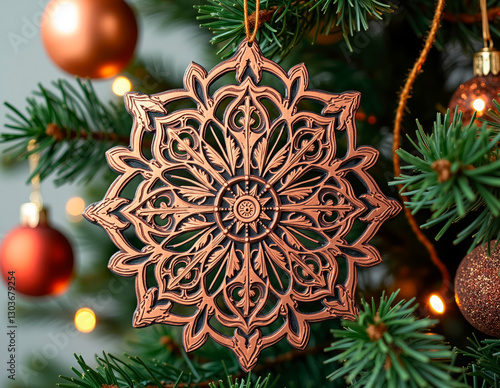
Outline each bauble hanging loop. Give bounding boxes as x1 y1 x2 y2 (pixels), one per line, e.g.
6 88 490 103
473 47 500 77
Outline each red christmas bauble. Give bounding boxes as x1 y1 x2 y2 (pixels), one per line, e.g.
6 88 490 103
455 242 500 338
448 74 500 125
0 224 74 296
41 0 138 79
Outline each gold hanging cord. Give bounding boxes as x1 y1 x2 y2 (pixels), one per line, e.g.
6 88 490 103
480 0 494 48
27 139 43 206
244 0 260 43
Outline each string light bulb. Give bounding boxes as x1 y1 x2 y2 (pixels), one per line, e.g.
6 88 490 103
112 76 132 96
472 97 486 112
66 196 85 222
75 307 96 333
429 294 445 314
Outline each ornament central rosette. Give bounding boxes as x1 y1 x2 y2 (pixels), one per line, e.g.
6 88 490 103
214 176 280 243
84 39 400 371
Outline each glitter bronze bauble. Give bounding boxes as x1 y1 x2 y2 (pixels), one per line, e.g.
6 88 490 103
455 243 500 337
41 0 138 79
0 215 74 297
448 74 500 124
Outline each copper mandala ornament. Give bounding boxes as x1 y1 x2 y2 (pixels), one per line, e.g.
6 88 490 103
84 39 401 371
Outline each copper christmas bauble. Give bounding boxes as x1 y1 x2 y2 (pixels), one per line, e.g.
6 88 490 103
0 224 74 296
455 242 500 337
448 74 500 125
41 0 138 79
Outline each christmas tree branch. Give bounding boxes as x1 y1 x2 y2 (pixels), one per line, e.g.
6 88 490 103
58 319 336 388
130 325 330 386
442 6 500 23
459 336 500 387
196 0 500 59
404 0 500 51
209 374 276 388
391 111 500 252
136 0 200 25
135 0 500 59
58 352 278 388
58 352 195 388
483 98 500 129
1 79 132 185
196 0 393 59
325 291 465 388
44 123 129 144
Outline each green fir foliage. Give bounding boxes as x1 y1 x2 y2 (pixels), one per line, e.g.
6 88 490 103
483 98 500 130
196 0 392 59
136 0 500 59
402 0 500 51
58 352 275 388
460 336 500 387
127 325 241 379
136 0 200 24
325 291 464 388
391 110 500 252
58 353 192 388
312 0 392 45
1 79 132 185
208 374 277 388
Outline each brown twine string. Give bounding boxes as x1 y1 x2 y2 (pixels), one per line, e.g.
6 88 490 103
244 0 260 43
480 0 494 48
393 0 451 295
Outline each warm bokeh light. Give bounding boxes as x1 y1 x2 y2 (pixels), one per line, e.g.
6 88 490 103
472 98 486 112
66 196 85 222
74 307 96 333
429 294 445 314
51 1 79 34
356 111 366 121
112 76 132 96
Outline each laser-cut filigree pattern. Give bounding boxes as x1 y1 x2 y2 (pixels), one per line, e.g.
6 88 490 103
84 39 401 371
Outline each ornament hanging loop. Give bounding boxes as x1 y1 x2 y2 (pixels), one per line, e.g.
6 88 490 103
244 0 260 44
27 139 43 207
480 0 494 49
474 0 500 77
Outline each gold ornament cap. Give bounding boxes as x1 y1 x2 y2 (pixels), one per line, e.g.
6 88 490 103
474 47 500 76
21 202 48 228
